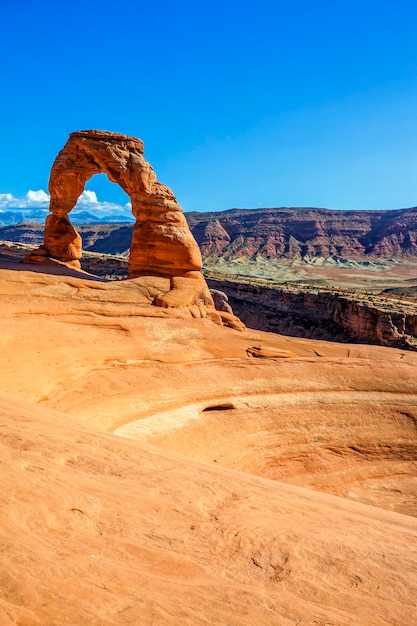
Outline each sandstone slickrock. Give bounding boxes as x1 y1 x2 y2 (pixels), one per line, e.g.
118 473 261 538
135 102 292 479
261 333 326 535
246 345 298 358
1 264 417 624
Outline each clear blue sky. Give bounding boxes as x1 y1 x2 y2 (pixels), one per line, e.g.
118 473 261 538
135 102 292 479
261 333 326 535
1 0 416 213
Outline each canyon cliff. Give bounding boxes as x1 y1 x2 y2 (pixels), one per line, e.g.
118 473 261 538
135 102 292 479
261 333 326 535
207 278 417 351
188 206 417 261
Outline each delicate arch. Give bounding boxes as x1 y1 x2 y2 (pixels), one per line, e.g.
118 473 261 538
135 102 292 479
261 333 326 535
43 130 202 277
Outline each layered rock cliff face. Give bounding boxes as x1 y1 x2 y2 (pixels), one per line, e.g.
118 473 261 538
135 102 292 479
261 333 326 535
208 279 417 350
188 206 417 261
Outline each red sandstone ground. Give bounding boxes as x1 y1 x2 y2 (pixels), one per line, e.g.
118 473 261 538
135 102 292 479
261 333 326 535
1 258 417 625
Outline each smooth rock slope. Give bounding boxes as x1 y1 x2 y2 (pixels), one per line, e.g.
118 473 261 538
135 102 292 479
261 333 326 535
1 261 417 624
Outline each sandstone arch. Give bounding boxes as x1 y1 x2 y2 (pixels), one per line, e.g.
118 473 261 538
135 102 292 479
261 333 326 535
42 130 203 277
24 130 222 312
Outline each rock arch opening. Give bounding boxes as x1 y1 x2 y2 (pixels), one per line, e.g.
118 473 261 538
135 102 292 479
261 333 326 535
81 173 131 211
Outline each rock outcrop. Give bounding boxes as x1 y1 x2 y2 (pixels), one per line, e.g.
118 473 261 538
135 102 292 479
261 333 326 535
22 130 220 313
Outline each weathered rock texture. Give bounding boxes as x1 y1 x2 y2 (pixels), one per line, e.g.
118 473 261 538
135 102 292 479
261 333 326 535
23 130 220 312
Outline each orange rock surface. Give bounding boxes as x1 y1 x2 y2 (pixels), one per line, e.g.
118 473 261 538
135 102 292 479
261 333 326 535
1 259 417 624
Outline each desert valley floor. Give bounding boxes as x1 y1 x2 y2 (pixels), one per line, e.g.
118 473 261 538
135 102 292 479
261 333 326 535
0 258 417 625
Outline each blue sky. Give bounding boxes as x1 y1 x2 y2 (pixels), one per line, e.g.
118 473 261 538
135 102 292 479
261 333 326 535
1 0 416 214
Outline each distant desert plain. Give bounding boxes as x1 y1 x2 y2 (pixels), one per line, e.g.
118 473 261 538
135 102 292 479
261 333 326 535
1 247 417 624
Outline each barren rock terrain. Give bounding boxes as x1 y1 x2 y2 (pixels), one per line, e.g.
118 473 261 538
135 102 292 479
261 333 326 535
1 253 417 624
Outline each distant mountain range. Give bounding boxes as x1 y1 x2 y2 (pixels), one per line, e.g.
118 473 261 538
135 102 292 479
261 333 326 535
1 205 417 261
0 207 134 226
